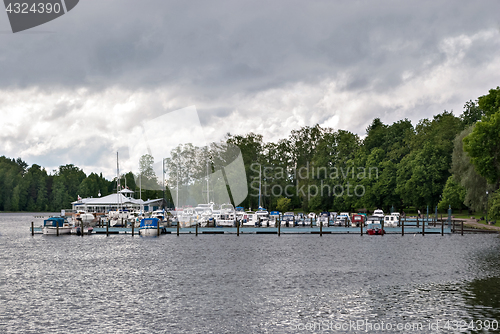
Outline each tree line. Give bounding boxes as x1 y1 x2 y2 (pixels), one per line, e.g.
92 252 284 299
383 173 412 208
1 86 499 219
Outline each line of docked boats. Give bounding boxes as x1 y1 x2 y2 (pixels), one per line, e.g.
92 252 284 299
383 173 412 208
41 205 402 236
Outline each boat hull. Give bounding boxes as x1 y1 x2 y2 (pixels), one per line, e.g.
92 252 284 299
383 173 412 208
42 227 72 235
139 227 159 237
366 229 385 235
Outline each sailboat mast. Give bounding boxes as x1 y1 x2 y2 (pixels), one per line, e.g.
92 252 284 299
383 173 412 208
258 164 262 209
206 160 210 203
117 152 121 212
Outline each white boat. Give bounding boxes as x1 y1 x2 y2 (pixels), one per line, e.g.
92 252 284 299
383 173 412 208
384 214 398 227
217 203 236 227
256 208 270 227
139 218 161 237
318 212 329 227
73 210 96 226
151 210 165 222
242 211 258 227
373 209 384 217
42 217 72 235
178 207 196 227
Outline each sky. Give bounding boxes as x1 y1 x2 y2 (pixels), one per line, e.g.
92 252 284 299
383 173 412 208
0 0 499 179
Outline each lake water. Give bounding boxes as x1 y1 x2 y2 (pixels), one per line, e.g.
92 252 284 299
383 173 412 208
1 213 500 333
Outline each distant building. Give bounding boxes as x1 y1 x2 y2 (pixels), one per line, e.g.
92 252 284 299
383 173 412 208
71 189 163 213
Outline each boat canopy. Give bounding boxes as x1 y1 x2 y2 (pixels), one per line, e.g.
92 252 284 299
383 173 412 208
43 217 65 227
140 218 159 228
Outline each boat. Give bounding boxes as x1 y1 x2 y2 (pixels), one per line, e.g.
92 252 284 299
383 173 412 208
256 208 271 227
383 214 398 227
318 212 329 227
366 216 385 235
351 214 365 227
242 211 258 227
73 210 96 226
217 203 236 227
373 209 384 217
42 217 72 235
335 212 351 226
139 218 160 237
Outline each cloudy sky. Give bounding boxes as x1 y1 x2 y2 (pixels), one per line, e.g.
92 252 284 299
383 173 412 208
1 0 499 179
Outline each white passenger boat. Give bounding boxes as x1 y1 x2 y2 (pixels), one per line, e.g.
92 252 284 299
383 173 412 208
384 214 399 227
139 218 161 237
242 211 258 227
256 208 271 227
217 203 236 227
42 217 72 235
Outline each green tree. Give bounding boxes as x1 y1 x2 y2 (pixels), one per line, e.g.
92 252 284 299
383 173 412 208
488 190 500 221
460 100 484 127
276 197 292 212
438 176 466 211
451 126 493 212
463 111 500 187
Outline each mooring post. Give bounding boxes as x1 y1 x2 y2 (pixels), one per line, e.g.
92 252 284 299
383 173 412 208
461 220 464 236
237 219 240 236
402 217 405 236
319 217 322 237
31 221 34 236
157 220 160 237
177 220 179 236
81 221 84 237
278 218 281 237
360 218 363 236
381 219 384 236
441 218 444 236
131 220 134 237
416 215 419 228
196 222 198 236
56 221 59 236
422 217 425 236
106 219 109 237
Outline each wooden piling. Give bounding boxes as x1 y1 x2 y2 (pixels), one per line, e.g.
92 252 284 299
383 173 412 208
319 218 322 237
131 220 134 236
381 219 384 236
461 220 464 236
31 221 34 236
196 222 198 236
422 218 425 236
416 215 419 228
402 217 405 236
81 221 84 237
237 219 240 236
157 220 160 236
56 221 59 236
106 219 109 237
177 220 179 236
441 218 444 236
278 217 281 237
360 219 363 236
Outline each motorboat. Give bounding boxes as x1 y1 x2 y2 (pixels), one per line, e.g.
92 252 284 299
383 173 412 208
366 216 385 235
139 218 161 237
351 214 365 227
384 214 398 227
318 212 329 227
42 217 72 235
373 209 384 217
256 208 270 227
241 211 258 227
217 203 236 227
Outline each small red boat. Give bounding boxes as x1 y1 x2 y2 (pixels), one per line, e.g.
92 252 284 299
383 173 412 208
365 216 385 235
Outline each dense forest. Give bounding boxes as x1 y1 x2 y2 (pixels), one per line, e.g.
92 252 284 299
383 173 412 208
1 87 499 219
